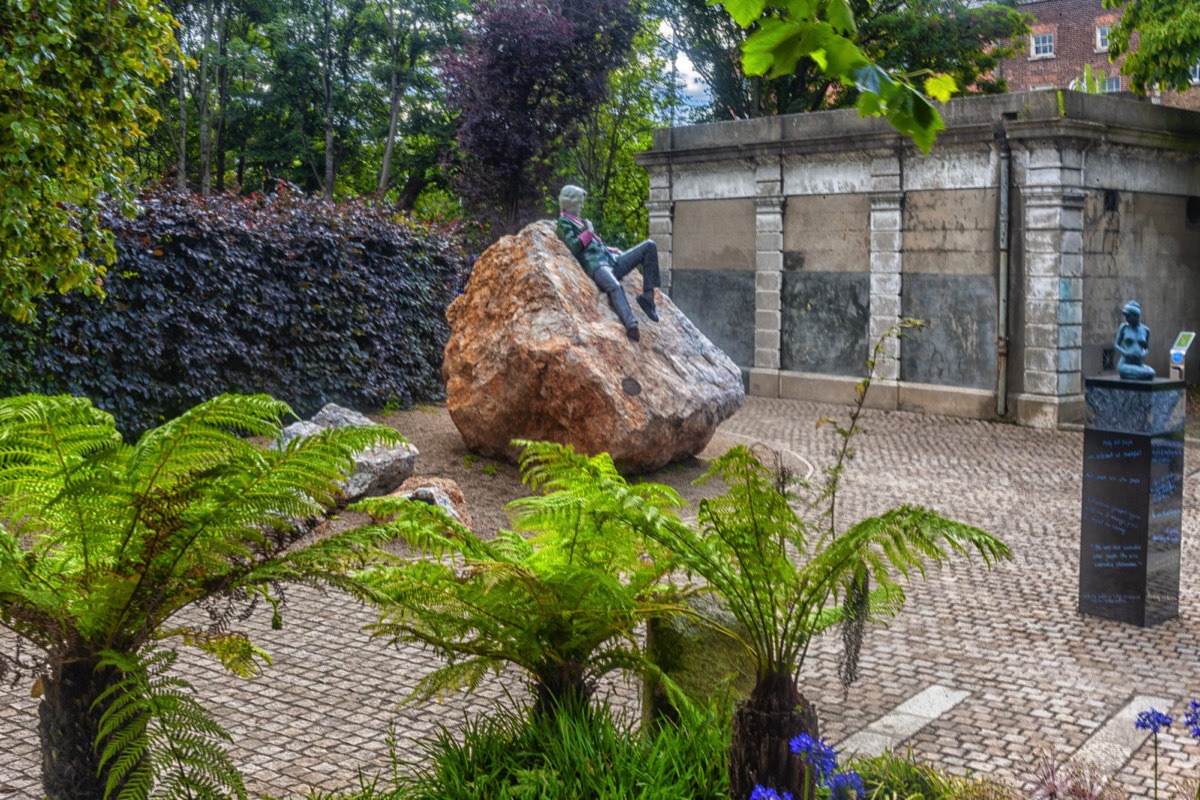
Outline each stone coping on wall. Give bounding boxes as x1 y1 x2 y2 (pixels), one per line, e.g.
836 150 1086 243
636 92 1200 166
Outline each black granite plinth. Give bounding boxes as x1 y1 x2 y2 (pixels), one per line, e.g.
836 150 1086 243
1085 376 1186 433
1079 377 1185 627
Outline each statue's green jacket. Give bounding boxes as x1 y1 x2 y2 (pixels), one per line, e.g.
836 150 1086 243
556 214 615 278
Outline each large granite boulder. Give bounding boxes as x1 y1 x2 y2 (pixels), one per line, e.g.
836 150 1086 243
443 221 744 473
280 403 418 502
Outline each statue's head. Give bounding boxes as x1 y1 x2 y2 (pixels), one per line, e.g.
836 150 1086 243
1123 300 1142 322
559 185 586 216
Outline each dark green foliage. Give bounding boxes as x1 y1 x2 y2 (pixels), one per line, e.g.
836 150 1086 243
0 187 469 436
402 705 730 800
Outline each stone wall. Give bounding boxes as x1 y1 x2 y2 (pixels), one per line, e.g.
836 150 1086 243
637 92 1200 427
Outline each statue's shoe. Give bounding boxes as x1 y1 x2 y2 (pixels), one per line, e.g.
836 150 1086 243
637 295 659 322
626 324 640 341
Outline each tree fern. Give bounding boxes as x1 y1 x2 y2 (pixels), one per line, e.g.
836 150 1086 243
353 457 691 717
629 321 1014 799
0 393 412 799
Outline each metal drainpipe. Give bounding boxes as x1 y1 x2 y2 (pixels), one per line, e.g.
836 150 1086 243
996 126 1012 418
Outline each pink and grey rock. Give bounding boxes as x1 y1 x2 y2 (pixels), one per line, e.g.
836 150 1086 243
442 220 744 473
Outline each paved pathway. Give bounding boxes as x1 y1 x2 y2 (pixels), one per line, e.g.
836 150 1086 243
3 396 1199 798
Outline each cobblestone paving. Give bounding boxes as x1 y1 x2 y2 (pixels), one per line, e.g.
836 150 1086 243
3 396 1199 798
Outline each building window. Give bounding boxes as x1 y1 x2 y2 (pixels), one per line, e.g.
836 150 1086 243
1096 24 1111 51
1103 76 1121 93
1191 61 1200 84
1031 83 1056 91
1032 32 1055 57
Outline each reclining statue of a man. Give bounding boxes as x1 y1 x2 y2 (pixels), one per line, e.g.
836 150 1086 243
555 184 660 342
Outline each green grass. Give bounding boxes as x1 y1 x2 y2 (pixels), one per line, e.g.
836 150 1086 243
315 705 730 800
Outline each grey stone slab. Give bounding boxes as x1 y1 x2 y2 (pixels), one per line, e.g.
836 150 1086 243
1072 695 1174 775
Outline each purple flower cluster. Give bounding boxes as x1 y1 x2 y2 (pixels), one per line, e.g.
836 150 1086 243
748 787 792 800
789 734 839 784
1136 708 1174 735
827 771 866 800
1184 700 1200 739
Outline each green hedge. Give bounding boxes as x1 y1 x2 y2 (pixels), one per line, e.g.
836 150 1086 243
0 188 469 434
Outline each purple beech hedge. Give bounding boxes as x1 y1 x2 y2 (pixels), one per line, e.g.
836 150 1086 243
0 186 471 435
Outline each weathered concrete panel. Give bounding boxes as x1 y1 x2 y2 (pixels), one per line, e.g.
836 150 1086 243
783 194 870 273
782 153 872 195
901 274 998 390
904 149 997 192
1084 149 1200 197
780 271 870 376
670 268 756 371
1082 190 1200 378
673 199 756 271
672 163 756 200
903 189 997 276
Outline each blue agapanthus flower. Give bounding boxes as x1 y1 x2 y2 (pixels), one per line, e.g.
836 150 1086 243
1184 699 1200 739
789 733 839 784
1135 708 1173 735
748 786 793 800
828 771 865 800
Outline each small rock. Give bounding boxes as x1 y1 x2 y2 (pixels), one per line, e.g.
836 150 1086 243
379 476 474 530
280 403 418 502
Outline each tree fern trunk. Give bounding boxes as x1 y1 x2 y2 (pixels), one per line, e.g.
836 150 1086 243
533 661 593 719
728 670 820 800
39 656 113 800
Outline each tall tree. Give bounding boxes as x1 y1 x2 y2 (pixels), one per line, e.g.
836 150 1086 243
563 28 673 247
371 0 462 195
0 0 177 320
442 0 639 239
1104 0 1200 94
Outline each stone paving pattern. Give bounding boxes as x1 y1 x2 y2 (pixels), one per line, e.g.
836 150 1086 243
3 396 1200 798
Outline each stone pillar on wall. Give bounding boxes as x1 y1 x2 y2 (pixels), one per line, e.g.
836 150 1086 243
1013 143 1086 427
749 157 784 397
868 152 903 385
646 167 673 293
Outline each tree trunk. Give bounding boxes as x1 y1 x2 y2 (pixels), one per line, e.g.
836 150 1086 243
321 0 335 200
38 656 118 800
728 670 820 800
533 661 592 719
377 66 402 194
175 51 188 192
197 0 217 197
214 10 230 193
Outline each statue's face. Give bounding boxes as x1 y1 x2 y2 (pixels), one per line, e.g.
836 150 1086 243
1125 310 1139 325
561 196 583 216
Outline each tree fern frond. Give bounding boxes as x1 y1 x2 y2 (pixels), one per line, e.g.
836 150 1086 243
155 628 273 679
405 657 506 704
95 646 247 800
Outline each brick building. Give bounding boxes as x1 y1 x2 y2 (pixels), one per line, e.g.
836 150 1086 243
997 0 1200 111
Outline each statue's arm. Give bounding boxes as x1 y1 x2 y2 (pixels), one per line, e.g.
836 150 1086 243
1114 324 1131 355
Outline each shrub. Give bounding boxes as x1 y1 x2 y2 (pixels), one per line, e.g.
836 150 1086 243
0 187 469 435
401 704 730 800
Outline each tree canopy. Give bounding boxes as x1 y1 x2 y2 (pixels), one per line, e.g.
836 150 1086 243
0 0 176 320
662 0 1027 123
1104 0 1200 94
